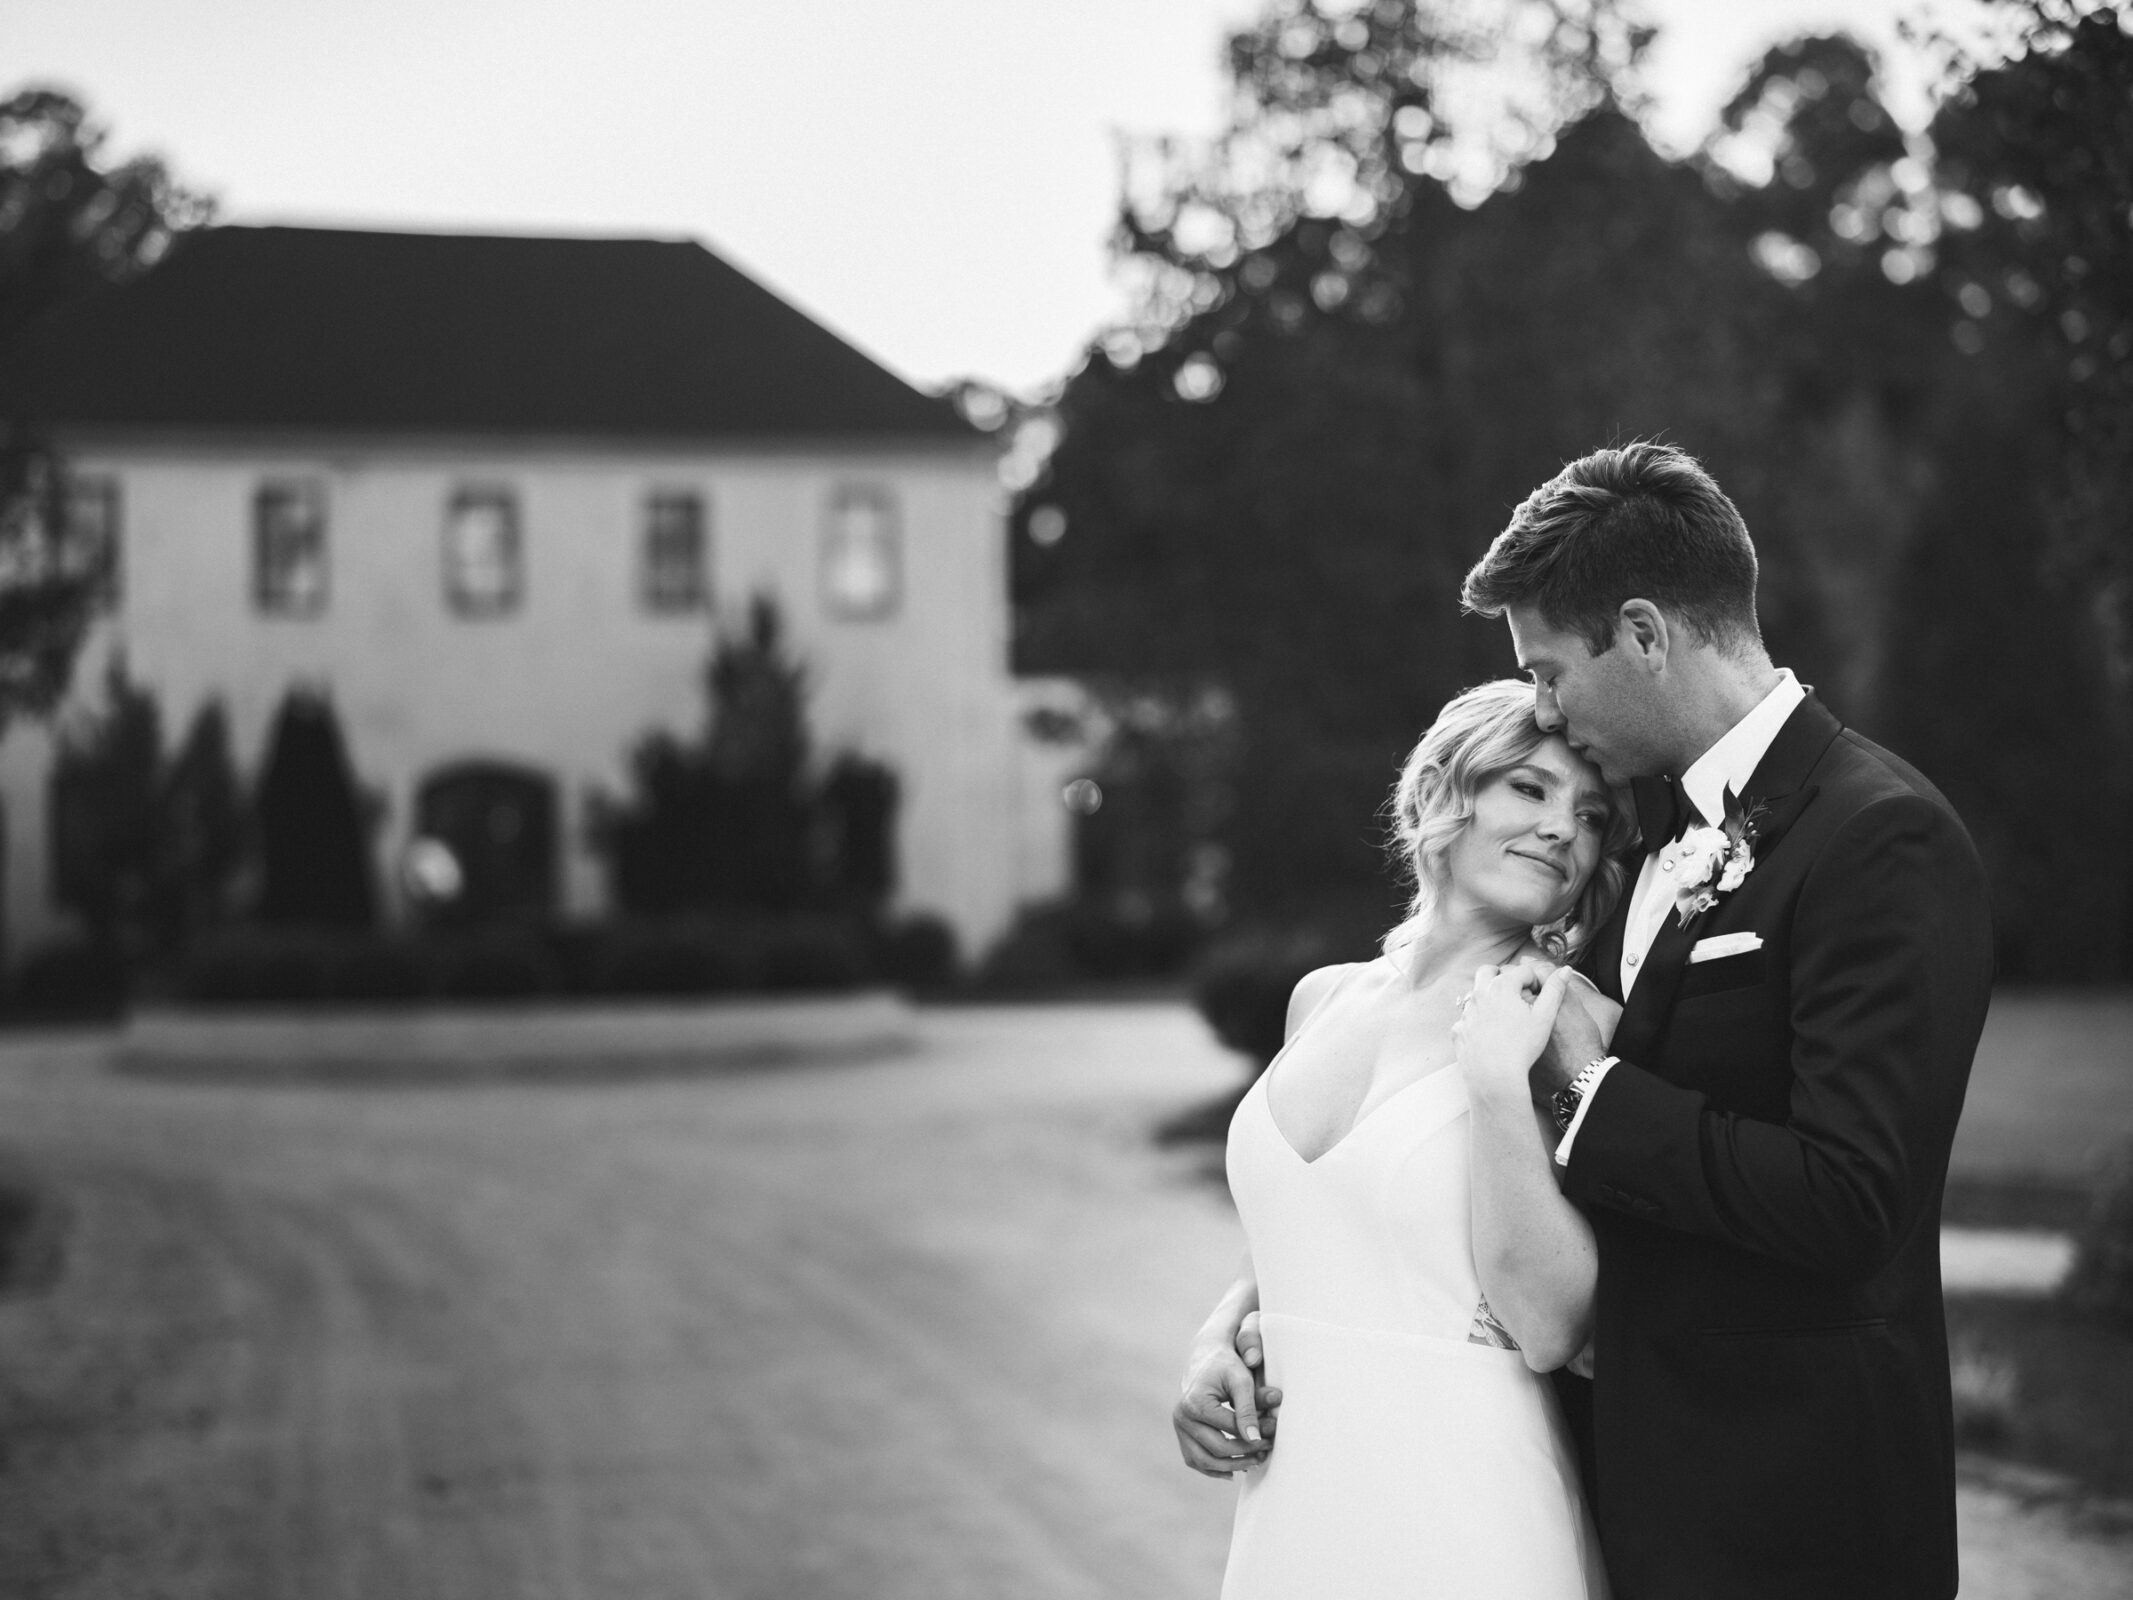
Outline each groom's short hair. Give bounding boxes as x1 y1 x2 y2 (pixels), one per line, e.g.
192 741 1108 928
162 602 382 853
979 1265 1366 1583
1460 442 1762 656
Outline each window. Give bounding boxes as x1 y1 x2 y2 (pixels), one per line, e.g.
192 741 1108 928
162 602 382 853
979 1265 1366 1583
63 476 121 608
642 491 708 612
254 480 328 616
444 487 522 615
821 485 899 620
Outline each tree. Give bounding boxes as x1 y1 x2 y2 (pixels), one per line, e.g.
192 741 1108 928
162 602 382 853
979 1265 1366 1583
0 89 210 732
45 659 248 955
48 657 162 948
154 700 249 947
1019 2 1814 922
1018 2 2126 976
254 688 376 930
597 594 865 917
816 753 899 912
1927 6 2133 665
1916 3 2133 969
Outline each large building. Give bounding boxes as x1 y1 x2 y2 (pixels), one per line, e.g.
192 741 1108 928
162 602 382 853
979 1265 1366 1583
0 225 1074 956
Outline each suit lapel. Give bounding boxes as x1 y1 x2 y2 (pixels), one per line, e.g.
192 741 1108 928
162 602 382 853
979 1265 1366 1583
1608 693 1844 1068
1580 858 1632 1005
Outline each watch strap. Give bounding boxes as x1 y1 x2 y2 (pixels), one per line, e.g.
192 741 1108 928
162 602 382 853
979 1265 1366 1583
1550 1055 1616 1133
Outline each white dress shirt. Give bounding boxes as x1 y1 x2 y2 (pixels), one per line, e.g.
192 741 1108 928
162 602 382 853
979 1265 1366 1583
1555 669 1807 1166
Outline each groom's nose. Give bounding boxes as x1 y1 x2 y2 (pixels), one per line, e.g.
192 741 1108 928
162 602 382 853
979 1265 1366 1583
1534 684 1564 733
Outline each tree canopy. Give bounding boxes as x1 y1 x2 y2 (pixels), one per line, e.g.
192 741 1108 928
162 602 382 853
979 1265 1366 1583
0 88 210 732
1016 0 2133 975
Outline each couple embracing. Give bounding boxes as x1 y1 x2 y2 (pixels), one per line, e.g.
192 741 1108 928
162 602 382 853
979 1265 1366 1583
1172 443 1993 1600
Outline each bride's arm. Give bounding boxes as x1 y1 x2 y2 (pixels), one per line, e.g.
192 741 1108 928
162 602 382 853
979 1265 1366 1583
1456 964 1599 1372
1171 963 1344 1473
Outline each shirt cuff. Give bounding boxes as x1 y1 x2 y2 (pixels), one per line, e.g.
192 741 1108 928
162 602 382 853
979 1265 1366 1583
1552 1058 1618 1168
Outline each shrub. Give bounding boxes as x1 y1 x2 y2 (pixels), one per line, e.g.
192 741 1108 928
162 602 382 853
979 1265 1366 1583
1190 927 1347 1071
584 918 762 997
152 699 249 949
164 912 886 1007
593 595 908 925
2064 1140 2133 1331
38 667 249 963
10 938 128 1020
758 915 871 991
873 912 960 990
255 687 376 931
596 596 816 916
974 903 1083 989
328 936 442 1002
818 753 899 911
974 897 1203 990
177 925 335 1005
49 658 162 949
178 927 443 1005
435 928 561 1001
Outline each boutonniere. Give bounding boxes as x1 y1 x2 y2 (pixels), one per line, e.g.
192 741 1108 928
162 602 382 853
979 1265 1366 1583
1659 787 1768 928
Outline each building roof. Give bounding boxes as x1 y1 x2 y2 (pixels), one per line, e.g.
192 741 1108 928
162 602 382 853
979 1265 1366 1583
0 225 974 442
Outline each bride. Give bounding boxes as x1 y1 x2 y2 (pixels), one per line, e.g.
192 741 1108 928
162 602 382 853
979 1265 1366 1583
1171 678 1633 1598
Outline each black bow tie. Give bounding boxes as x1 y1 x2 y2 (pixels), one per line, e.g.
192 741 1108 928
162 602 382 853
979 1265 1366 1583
1631 775 1697 850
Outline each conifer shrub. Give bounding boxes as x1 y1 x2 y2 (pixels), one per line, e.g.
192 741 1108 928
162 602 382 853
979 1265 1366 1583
593 596 904 933
254 687 376 931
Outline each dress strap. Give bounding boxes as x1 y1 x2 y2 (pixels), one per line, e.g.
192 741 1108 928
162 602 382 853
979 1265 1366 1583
1290 958 1374 1033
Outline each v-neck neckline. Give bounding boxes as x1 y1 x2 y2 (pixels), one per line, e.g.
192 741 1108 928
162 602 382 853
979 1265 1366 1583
1261 1060 1460 1166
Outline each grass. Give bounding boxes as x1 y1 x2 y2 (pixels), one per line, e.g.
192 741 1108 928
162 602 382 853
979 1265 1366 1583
1947 1292 2133 1502
0 1174 68 1300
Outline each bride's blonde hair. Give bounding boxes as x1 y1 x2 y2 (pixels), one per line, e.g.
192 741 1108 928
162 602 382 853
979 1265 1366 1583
1381 679 1634 963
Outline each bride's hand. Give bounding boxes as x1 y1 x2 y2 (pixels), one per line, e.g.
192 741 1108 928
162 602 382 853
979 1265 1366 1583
1454 962 1573 1106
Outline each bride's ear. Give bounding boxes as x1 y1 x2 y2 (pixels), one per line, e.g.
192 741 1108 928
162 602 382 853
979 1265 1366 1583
1532 916 1574 962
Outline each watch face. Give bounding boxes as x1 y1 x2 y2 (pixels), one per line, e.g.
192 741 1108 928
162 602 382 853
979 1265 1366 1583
1551 1086 1579 1133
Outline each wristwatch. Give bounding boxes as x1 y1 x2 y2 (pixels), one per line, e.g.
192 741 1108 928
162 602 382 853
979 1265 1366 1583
1550 1056 1616 1134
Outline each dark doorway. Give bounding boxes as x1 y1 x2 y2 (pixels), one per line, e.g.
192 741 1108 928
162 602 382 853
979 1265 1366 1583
413 762 557 924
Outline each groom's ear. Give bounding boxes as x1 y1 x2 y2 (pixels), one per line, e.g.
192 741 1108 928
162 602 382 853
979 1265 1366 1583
1617 600 1669 670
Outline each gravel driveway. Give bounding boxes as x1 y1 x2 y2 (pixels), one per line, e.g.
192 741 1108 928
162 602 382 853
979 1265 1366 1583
0 1001 2123 1598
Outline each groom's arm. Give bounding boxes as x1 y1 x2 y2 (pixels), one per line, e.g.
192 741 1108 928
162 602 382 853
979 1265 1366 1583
1556 792 1992 1280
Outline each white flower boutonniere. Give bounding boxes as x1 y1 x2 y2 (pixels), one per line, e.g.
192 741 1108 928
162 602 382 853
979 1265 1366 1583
1658 788 1767 928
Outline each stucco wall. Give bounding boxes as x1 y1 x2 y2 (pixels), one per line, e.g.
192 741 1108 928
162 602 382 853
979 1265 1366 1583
4 435 1058 961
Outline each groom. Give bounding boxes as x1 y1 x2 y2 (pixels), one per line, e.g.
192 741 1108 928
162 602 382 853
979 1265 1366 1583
1460 441 1993 1600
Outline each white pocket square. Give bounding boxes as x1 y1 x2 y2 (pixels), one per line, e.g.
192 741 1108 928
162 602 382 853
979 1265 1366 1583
1688 932 1764 964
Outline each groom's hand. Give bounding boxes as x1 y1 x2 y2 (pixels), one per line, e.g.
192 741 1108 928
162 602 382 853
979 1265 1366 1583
1235 1309 1282 1439
1533 977 1607 1096
1172 1314 1280 1477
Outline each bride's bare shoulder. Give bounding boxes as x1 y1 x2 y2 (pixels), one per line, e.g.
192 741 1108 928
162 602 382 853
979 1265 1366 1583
1285 959 1376 1037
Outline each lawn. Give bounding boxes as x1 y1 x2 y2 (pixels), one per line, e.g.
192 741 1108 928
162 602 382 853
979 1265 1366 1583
1948 1294 2133 1502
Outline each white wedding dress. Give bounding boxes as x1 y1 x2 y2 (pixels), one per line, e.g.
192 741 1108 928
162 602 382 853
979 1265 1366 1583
1222 959 1608 1599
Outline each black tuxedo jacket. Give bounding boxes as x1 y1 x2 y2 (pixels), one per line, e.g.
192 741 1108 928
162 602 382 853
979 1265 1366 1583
1566 693 1992 1600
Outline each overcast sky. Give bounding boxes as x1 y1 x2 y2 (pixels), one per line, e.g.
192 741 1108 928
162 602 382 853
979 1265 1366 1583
11 0 1995 394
